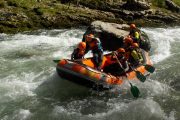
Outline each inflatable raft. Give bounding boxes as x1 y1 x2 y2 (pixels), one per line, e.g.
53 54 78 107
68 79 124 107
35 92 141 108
56 50 152 90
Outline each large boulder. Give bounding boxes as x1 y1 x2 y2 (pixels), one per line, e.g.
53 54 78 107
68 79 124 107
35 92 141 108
82 21 151 51
82 21 129 51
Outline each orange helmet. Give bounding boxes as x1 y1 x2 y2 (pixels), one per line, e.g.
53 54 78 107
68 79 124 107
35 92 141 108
85 34 94 42
132 43 139 48
78 42 86 50
117 48 125 53
130 24 136 29
124 37 133 44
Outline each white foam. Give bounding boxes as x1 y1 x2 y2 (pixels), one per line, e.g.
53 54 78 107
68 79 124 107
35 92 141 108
167 111 175 120
136 79 171 97
0 28 179 120
142 27 180 63
0 29 84 53
0 72 44 102
50 98 174 120
12 109 31 120
51 105 82 119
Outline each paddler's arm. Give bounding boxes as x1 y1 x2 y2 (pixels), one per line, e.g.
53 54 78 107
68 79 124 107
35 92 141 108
71 49 76 60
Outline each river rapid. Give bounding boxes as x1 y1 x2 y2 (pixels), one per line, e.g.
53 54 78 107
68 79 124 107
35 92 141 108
0 27 179 120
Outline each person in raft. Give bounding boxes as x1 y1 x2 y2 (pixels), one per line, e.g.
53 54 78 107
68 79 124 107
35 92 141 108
112 48 129 75
83 33 94 54
103 48 129 76
123 36 134 49
84 34 103 71
129 23 146 46
127 43 144 67
71 42 86 60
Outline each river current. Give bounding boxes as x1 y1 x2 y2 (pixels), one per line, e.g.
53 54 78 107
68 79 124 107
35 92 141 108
0 27 179 120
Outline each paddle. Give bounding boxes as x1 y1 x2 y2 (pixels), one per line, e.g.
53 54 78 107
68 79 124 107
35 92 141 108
136 70 146 82
113 52 140 98
130 83 140 98
53 59 60 63
129 64 146 82
53 58 83 64
144 64 155 73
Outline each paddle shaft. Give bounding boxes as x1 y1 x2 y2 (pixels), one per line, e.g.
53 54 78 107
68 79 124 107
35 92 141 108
113 52 140 98
113 52 128 79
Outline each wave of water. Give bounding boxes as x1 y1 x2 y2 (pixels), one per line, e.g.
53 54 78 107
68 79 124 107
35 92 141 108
142 27 180 63
0 27 180 120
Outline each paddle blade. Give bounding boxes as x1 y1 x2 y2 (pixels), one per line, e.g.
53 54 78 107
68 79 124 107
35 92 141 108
144 64 155 73
136 71 146 82
130 83 140 98
53 59 60 63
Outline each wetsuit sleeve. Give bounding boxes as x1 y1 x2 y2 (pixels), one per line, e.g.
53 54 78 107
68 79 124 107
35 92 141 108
97 38 103 52
123 61 129 72
71 49 77 60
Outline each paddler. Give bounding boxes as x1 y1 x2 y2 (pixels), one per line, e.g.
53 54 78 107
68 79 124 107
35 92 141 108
71 42 86 60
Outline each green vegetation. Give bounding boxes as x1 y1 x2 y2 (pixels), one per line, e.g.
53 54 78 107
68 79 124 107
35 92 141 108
79 0 107 9
173 0 180 6
0 0 118 33
151 0 180 8
0 1 6 8
0 0 179 33
151 0 165 8
7 0 44 8
33 7 44 15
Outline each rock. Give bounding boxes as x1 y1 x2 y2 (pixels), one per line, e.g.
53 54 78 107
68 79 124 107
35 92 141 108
82 21 151 51
82 21 128 51
165 0 180 13
145 9 154 15
122 0 150 11
133 11 144 18
147 14 178 23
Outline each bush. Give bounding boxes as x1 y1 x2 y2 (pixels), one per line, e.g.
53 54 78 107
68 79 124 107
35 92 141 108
152 0 165 7
79 0 108 10
7 1 18 7
0 1 6 8
173 0 180 6
33 7 43 15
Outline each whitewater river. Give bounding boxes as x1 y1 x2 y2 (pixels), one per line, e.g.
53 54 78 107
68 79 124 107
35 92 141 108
0 27 179 120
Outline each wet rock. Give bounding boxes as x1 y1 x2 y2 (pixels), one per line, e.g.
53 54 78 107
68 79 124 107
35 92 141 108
0 11 28 22
145 9 153 15
82 21 128 51
122 0 150 11
165 0 180 13
147 14 178 23
82 21 151 51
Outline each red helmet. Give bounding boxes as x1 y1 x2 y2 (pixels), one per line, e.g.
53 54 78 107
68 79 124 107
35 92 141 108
117 48 125 53
132 43 139 48
85 34 94 42
124 37 133 44
78 42 86 50
130 24 136 29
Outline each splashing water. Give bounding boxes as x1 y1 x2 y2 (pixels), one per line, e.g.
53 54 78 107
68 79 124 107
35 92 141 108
0 27 180 120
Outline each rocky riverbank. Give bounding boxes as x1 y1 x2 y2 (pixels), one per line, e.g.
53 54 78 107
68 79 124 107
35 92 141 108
0 0 180 34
